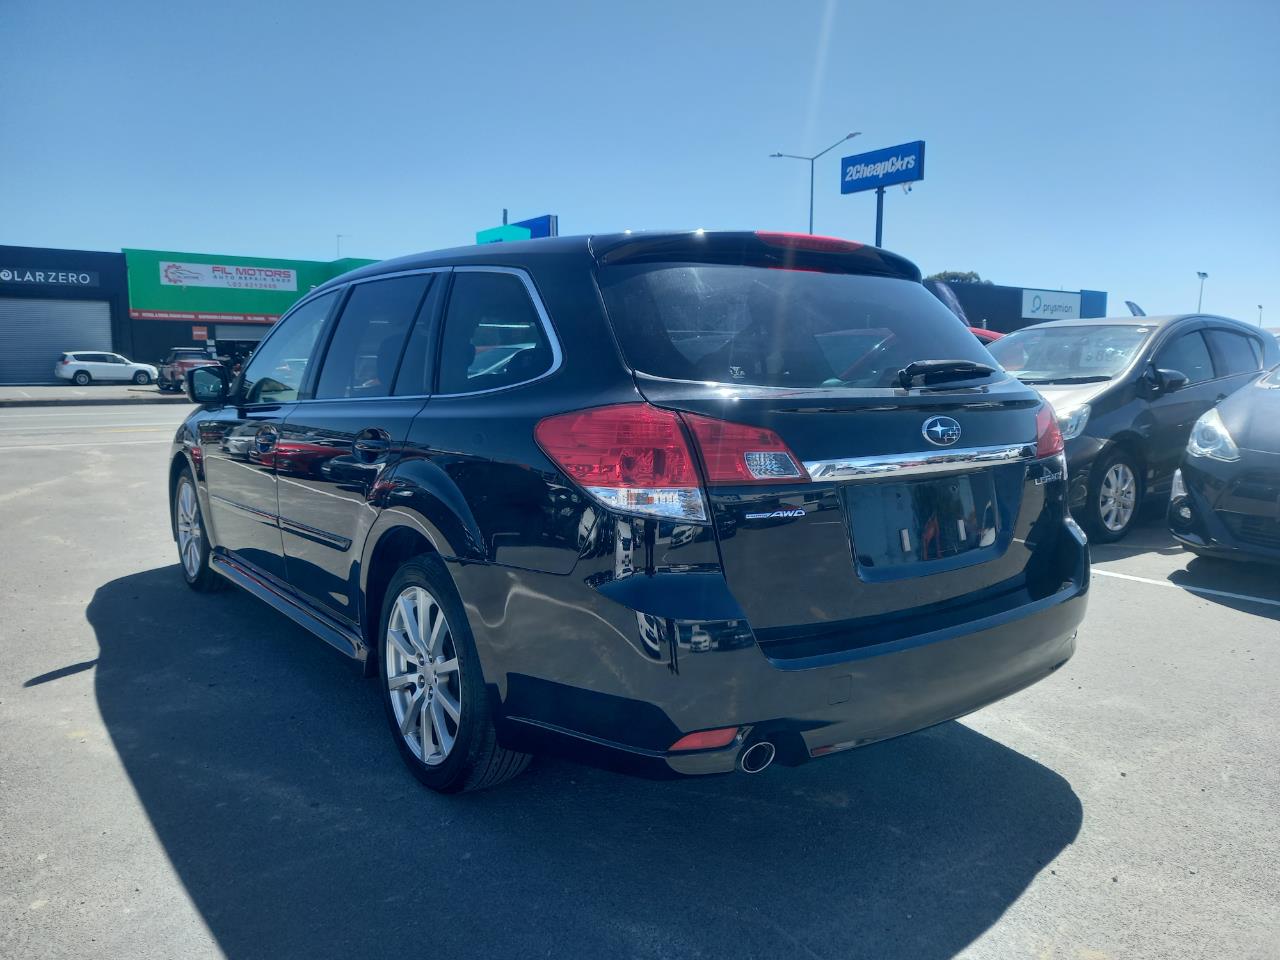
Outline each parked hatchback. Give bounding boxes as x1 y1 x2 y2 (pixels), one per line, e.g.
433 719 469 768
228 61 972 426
1169 364 1280 563
56 351 157 385
170 231 1089 793
988 316 1278 541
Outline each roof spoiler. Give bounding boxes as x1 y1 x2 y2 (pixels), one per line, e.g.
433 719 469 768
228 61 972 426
593 231 922 283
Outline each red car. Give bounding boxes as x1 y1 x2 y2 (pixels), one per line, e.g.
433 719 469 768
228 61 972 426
969 327 1004 344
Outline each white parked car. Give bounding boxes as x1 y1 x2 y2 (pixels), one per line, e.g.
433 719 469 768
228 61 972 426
55 351 159 386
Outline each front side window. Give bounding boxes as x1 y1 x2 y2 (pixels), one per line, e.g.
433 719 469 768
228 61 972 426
1205 329 1261 377
1155 331 1214 385
437 272 554 394
239 291 335 404
598 263 994 389
313 275 431 400
989 324 1151 384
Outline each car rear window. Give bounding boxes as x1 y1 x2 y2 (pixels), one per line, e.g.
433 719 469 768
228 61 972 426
596 263 994 389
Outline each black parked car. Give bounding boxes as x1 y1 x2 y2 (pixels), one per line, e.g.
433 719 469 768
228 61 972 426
988 315 1278 542
171 231 1088 793
1169 365 1280 563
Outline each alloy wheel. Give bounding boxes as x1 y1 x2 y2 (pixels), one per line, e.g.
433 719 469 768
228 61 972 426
176 480 203 578
1099 462 1137 533
385 585 462 766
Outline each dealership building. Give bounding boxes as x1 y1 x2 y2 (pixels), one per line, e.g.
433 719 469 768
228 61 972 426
925 279 1109 333
0 244 372 384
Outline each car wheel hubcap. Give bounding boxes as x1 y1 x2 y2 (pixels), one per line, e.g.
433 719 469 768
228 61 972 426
385 585 461 766
176 481 202 577
1099 463 1137 532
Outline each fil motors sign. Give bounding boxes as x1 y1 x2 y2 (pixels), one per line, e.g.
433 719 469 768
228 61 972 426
1022 289 1082 321
841 141 926 194
0 266 99 287
159 260 297 292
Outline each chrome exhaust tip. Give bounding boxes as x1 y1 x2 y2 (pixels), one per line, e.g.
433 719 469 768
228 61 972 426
738 740 776 774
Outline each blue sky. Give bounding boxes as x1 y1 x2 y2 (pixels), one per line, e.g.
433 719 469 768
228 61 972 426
2 0 1276 324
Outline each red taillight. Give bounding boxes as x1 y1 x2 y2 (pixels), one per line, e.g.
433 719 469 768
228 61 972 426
669 727 740 752
59 358 70 365
534 404 706 521
755 231 863 254
682 413 809 484
1035 403 1064 457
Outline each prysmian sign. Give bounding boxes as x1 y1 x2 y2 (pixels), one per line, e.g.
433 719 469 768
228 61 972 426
1022 289 1081 321
841 141 925 194
0 267 100 287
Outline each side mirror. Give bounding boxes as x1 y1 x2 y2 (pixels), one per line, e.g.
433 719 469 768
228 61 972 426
188 365 229 406
1155 367 1189 394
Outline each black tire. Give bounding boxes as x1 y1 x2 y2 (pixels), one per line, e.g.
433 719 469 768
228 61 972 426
377 555 530 793
133 371 151 385
72 371 91 386
1083 447 1143 543
173 468 224 592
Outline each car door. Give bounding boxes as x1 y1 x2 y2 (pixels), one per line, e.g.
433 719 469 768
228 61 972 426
1146 326 1218 485
275 270 443 625
106 353 133 380
199 290 338 581
82 352 113 379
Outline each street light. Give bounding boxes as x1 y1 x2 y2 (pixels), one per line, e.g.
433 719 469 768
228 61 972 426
770 131 861 234
1259 304 1264 327
1196 271 1208 312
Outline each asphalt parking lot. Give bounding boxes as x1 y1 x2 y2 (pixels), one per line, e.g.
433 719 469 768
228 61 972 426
1 405 1277 960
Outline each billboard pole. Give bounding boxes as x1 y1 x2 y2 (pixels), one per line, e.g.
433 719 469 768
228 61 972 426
874 188 885 247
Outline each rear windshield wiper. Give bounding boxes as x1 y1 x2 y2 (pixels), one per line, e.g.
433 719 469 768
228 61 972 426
1017 375 1111 385
898 359 997 389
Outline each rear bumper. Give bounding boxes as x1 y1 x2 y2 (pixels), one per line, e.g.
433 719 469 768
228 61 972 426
494 522 1089 777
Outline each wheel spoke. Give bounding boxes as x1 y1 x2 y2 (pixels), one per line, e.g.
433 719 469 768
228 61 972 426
427 608 446 656
388 672 417 691
435 657 458 677
387 626 417 662
400 689 424 736
396 594 424 655
420 694 433 756
436 686 461 723
430 699 455 755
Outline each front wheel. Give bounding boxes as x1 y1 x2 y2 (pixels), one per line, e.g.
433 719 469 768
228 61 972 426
378 556 530 793
72 371 91 386
174 469 223 591
133 371 151 385
1084 449 1142 543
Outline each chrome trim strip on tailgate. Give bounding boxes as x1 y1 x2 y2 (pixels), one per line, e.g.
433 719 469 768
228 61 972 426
804 443 1036 482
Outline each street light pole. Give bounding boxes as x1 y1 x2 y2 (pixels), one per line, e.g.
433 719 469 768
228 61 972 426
1259 304 1264 327
1196 271 1208 312
770 131 862 234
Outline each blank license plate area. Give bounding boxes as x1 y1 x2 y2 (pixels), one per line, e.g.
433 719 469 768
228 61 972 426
847 472 999 571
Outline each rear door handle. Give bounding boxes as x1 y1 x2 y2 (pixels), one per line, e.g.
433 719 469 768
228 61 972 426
353 429 391 461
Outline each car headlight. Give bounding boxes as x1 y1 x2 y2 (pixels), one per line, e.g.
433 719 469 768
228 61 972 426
1187 408 1240 462
1057 403 1091 441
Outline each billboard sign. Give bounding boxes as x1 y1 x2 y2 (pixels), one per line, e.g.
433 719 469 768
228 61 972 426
477 214 559 244
1021 289 1082 321
159 260 297 292
841 141 925 194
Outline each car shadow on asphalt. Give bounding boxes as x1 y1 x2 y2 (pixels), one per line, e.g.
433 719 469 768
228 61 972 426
88 566 1082 960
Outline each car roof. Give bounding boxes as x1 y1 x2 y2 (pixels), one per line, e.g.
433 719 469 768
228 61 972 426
1014 314 1261 333
312 231 921 294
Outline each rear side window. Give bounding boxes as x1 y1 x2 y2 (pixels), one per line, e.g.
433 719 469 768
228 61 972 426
437 272 554 394
597 264 993 389
240 292 336 404
1155 331 1214 384
314 275 431 399
1205 329 1261 377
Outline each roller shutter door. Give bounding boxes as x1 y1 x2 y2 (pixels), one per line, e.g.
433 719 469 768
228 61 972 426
0 298 112 384
212 323 268 341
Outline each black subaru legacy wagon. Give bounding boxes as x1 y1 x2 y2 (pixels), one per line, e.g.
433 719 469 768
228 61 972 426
171 231 1089 792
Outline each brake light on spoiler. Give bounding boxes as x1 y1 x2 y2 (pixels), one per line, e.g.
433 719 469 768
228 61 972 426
535 404 808 522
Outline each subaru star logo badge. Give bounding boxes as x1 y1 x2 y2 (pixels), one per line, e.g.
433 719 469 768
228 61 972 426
922 416 961 446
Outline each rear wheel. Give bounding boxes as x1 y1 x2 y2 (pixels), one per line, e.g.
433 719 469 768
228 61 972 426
1085 449 1142 542
72 371 91 386
174 470 223 591
377 556 530 793
133 371 151 385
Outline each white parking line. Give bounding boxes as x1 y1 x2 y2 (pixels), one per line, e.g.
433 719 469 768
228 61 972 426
1094 568 1280 610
